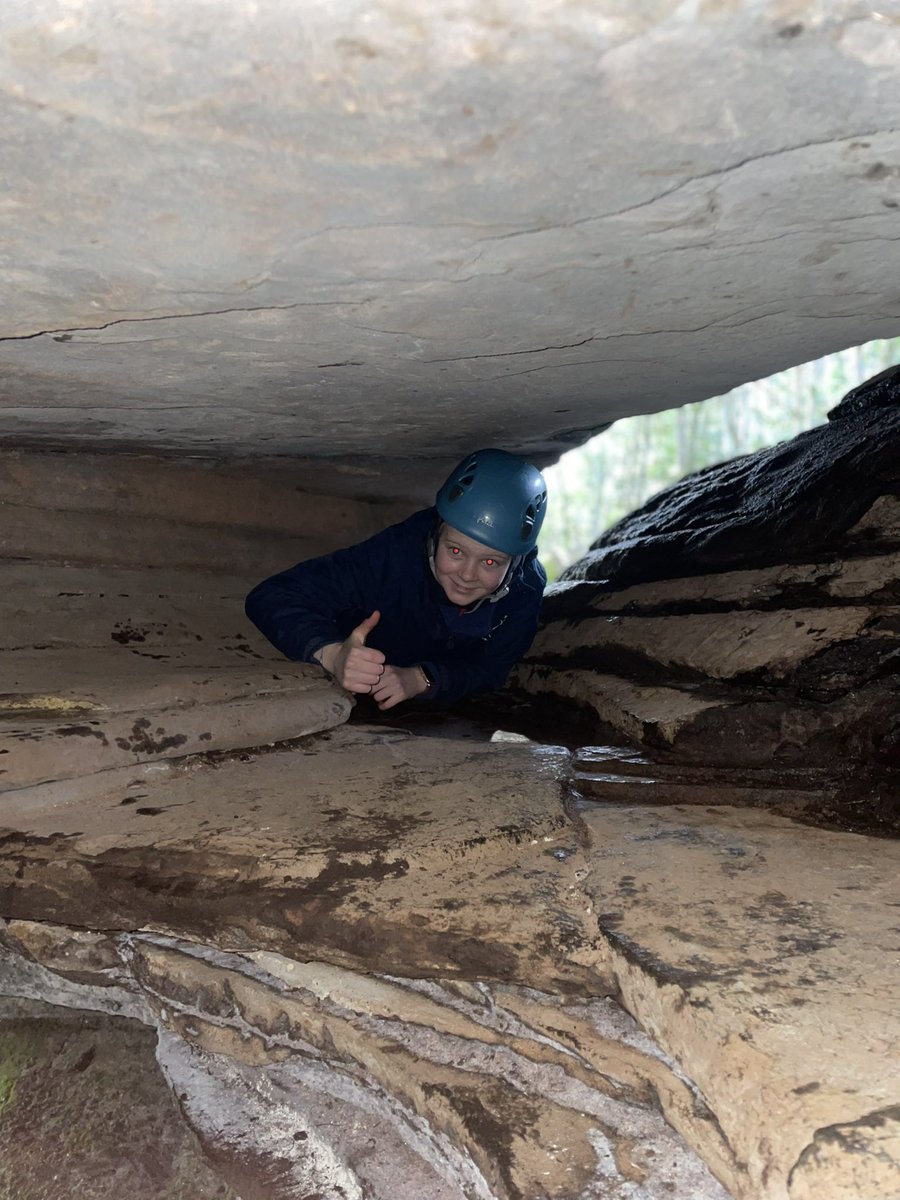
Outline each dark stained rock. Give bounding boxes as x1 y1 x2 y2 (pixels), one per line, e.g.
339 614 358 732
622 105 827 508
0 1012 237 1200
1 736 898 1200
561 365 900 590
514 368 900 835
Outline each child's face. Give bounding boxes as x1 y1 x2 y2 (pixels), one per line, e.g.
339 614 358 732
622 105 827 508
434 524 511 605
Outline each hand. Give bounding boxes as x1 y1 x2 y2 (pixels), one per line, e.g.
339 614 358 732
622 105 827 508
319 611 386 694
372 664 429 711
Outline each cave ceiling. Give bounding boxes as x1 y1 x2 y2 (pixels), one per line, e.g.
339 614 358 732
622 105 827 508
2 0 899 496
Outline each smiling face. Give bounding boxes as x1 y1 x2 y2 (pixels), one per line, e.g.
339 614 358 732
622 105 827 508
433 523 511 605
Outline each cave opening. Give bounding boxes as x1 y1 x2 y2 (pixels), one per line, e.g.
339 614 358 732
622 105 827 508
542 336 900 581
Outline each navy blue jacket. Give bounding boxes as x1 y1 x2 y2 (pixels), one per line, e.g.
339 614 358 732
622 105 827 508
245 508 546 706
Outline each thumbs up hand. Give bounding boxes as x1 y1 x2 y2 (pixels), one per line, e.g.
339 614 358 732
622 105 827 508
349 610 381 648
319 611 386 693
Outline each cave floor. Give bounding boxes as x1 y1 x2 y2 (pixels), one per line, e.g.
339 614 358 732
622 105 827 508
0 701 897 1200
0 1004 239 1200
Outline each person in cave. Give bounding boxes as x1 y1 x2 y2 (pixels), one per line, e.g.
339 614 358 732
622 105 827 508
245 448 548 710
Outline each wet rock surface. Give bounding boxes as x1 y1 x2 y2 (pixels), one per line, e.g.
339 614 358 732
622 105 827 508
2 379 899 1197
0 726 597 992
0 723 897 1199
515 371 900 836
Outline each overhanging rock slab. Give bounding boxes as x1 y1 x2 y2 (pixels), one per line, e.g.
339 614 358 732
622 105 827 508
2 4 900 473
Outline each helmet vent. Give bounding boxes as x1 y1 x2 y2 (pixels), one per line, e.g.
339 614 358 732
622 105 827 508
521 505 536 541
448 472 477 502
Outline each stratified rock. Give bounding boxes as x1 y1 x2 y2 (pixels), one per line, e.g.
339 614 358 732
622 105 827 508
574 800 900 1200
0 929 731 1200
0 726 597 992
1 725 898 1200
0 722 732 1200
562 365 900 588
0 649 350 789
515 369 900 833
0 540 355 788
515 561 900 832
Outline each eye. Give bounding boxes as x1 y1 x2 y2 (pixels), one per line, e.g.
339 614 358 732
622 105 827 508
450 546 461 556
484 558 496 567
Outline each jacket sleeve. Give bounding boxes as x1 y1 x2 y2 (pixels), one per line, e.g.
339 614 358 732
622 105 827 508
422 561 546 706
244 535 387 663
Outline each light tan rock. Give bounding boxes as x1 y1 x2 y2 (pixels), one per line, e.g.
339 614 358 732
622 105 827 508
847 494 900 543
134 940 606 1200
572 553 900 612
0 919 126 987
513 665 728 744
528 607 877 682
518 546 900 809
0 651 350 789
788 1107 900 1200
0 921 733 1199
0 727 600 992
0 449 405 574
1 726 897 1197
0 564 257 652
577 801 900 1200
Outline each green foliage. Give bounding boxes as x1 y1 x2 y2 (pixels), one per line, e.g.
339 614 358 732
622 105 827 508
539 338 900 581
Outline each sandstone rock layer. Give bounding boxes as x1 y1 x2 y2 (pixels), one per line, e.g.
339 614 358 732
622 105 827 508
1 724 897 1200
517 371 900 836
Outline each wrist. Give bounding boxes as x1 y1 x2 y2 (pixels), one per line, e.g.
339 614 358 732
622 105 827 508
416 663 435 695
315 643 341 676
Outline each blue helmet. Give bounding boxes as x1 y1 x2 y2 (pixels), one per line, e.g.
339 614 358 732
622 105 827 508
435 448 548 556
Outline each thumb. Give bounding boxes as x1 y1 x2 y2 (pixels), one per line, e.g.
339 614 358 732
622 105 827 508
349 609 381 646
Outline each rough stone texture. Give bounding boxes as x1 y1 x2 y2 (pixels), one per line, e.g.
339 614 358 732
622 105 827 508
0 727 597 991
0 936 731 1200
1 2 899 482
0 446 376 794
0 651 350 790
516 576 900 834
0 725 898 1199
2 19 900 1172
515 374 900 834
0 1011 240 1200
563 365 900 589
576 801 900 1200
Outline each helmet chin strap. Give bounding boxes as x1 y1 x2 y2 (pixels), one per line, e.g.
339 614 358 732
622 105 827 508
427 526 518 608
